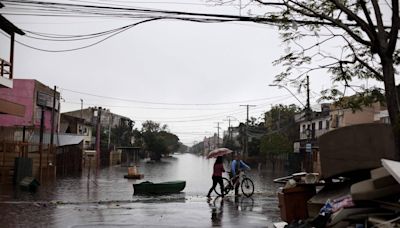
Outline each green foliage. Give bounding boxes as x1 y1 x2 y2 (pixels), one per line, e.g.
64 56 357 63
264 0 398 112
159 131 180 153
110 121 134 147
320 87 386 112
139 120 180 160
260 133 291 155
264 104 300 142
260 133 292 167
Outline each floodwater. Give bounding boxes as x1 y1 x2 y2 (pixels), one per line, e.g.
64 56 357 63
0 153 286 227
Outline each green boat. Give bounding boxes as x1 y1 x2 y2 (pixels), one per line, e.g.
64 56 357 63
133 180 186 195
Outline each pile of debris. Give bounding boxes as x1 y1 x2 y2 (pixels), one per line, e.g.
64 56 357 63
274 124 400 228
276 159 400 228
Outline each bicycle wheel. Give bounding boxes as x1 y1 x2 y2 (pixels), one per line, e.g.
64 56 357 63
214 177 231 196
241 177 254 197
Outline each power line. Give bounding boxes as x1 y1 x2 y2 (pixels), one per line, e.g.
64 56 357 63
59 87 293 106
11 18 163 52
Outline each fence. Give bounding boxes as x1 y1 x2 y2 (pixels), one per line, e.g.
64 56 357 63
56 142 83 177
0 141 56 184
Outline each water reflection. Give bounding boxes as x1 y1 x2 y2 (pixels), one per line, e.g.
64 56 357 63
0 153 286 202
208 197 224 226
0 153 284 227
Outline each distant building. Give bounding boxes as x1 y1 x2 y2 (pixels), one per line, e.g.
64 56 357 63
203 134 222 155
60 114 94 149
62 107 133 129
294 101 388 153
329 102 387 128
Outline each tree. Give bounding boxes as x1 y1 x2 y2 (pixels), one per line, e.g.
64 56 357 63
264 104 300 143
140 120 180 160
260 104 299 168
260 133 292 170
159 131 180 154
251 0 399 158
110 120 134 147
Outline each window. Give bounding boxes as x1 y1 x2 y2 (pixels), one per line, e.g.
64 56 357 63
326 120 330 129
318 121 323 130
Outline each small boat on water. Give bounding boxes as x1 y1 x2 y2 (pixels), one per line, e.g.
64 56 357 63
133 180 186 195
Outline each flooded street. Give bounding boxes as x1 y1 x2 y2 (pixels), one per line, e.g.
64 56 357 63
0 153 285 227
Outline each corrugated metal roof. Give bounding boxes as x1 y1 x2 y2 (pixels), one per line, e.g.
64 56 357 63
57 134 85 147
30 133 85 146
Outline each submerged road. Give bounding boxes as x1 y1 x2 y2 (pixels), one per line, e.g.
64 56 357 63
0 153 284 227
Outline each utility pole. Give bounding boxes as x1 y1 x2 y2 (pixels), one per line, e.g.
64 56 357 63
50 86 57 147
39 105 45 182
224 116 237 142
240 104 256 158
306 75 311 120
80 99 83 120
95 107 102 169
215 122 222 148
108 114 113 149
224 117 232 141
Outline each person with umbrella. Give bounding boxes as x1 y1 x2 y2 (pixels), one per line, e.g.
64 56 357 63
206 156 225 198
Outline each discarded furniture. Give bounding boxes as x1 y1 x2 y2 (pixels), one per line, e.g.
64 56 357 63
351 167 400 200
319 123 396 179
133 180 186 195
19 176 40 192
278 185 316 223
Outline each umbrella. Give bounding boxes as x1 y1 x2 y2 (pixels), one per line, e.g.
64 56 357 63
207 148 233 159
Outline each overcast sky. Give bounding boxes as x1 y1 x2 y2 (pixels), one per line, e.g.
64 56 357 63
0 0 374 146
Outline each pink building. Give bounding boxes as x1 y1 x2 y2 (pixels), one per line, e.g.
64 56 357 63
0 79 60 137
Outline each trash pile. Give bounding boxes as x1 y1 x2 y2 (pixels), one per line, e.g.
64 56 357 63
274 158 400 228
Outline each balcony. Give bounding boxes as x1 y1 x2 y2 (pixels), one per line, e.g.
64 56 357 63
0 58 12 88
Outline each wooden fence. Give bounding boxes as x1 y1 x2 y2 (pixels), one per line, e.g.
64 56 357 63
0 141 56 184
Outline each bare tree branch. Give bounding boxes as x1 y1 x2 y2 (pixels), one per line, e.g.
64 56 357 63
388 0 399 53
284 0 372 46
330 0 375 41
371 0 387 48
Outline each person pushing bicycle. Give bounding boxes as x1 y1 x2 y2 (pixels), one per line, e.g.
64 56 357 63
230 153 251 196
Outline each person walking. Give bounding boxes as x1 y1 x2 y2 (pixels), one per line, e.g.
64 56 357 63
231 154 250 196
207 156 225 198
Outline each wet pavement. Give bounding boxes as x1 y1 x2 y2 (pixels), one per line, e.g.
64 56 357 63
0 153 285 227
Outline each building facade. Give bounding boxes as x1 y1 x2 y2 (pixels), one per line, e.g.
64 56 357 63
60 114 94 149
294 102 388 153
0 79 60 142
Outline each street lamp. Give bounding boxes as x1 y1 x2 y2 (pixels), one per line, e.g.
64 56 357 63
269 83 314 172
268 84 307 109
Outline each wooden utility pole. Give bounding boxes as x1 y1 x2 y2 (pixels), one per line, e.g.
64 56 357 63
50 86 56 147
95 107 102 169
215 122 222 148
239 104 256 158
80 99 83 119
39 106 45 182
224 116 236 142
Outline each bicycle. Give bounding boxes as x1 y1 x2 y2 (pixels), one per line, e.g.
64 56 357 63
214 171 254 197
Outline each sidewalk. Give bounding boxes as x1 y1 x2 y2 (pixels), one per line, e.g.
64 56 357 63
0 193 281 227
